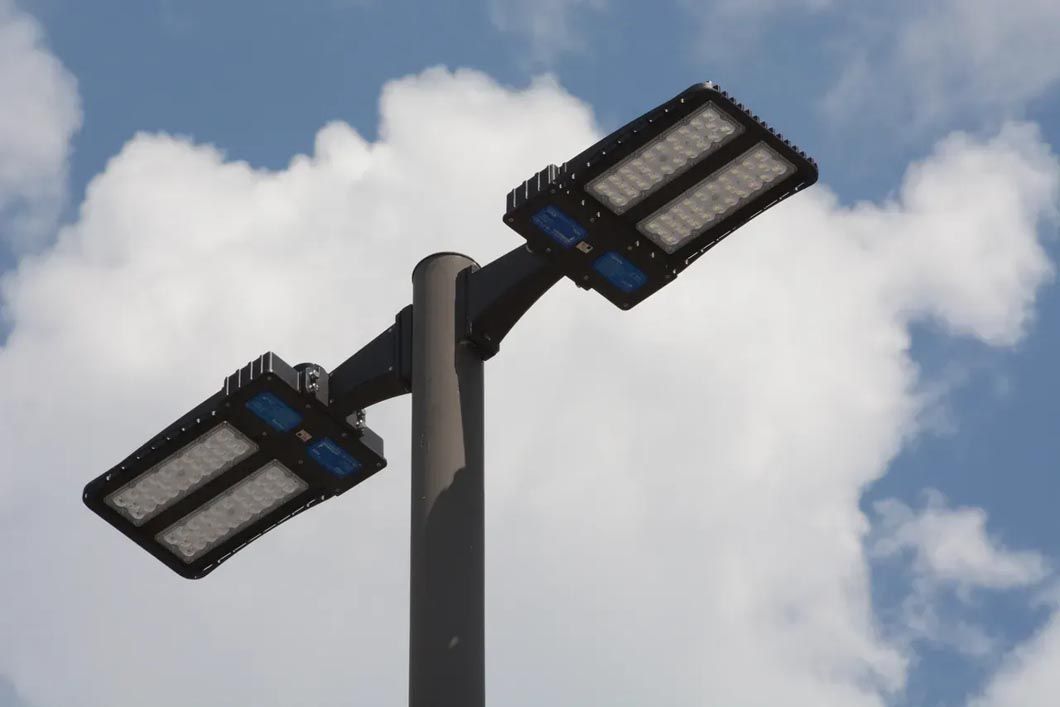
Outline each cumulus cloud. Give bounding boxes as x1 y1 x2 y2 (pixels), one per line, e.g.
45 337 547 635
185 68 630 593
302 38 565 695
682 0 1060 134
822 0 1060 132
486 0 607 63
0 0 81 254
869 491 1050 659
0 676 34 707
679 0 832 41
972 599 1060 707
0 66 1057 707
872 490 1049 592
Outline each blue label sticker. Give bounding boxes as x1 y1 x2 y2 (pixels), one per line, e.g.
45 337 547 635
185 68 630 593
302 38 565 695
246 392 303 432
592 251 648 294
531 205 587 248
308 438 362 478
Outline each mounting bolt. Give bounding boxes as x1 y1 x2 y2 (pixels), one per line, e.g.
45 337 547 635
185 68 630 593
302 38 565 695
304 366 321 393
350 409 367 431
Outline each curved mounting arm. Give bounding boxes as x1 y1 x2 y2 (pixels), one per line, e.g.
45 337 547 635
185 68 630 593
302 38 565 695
328 245 562 414
328 305 413 416
458 245 563 360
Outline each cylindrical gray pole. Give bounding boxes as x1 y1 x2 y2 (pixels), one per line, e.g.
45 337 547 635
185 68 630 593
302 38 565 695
410 253 484 707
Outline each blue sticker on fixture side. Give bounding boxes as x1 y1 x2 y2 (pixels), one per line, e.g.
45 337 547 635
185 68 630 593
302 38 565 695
592 251 648 294
245 392 303 432
308 438 362 478
531 205 587 248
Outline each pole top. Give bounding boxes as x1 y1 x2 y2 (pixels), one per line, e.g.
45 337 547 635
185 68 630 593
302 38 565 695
412 252 479 281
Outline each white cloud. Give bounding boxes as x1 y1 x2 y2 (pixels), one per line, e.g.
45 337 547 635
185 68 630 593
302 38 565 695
872 490 1049 591
487 0 607 63
0 676 33 707
968 548 1060 707
972 596 1060 707
683 0 1060 133
680 0 832 32
824 0 1060 131
0 66 1057 707
0 0 81 254
869 491 1049 660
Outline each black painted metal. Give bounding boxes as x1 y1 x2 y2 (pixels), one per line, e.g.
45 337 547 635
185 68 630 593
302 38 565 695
459 245 563 360
329 305 414 415
82 352 387 579
503 81 819 310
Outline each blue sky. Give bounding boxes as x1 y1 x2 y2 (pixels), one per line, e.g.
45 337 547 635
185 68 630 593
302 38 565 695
2 1 1059 706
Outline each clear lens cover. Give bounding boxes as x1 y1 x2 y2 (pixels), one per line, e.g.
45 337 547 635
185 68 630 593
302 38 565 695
638 142 794 254
105 422 258 526
157 461 307 563
586 103 743 215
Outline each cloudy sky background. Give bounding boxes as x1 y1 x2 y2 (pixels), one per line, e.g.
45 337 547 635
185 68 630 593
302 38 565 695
1 1 1059 705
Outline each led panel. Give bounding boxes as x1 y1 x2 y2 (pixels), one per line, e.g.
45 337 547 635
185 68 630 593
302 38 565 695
157 461 308 563
586 103 743 215
638 143 795 253
105 422 257 526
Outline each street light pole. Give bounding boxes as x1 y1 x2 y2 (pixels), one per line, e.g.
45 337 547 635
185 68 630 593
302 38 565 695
409 253 485 707
82 81 819 707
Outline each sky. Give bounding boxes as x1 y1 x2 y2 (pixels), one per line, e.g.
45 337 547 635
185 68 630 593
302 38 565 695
1 1 1059 706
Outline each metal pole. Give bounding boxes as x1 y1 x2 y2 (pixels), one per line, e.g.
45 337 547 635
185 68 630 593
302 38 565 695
410 253 484 707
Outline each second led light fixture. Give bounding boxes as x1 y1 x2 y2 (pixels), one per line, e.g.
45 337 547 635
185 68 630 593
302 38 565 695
503 82 818 309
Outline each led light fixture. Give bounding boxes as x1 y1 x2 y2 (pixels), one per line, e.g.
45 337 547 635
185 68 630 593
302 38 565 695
83 352 387 579
503 82 818 309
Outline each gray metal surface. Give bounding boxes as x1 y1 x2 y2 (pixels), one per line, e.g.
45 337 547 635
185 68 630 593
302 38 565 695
409 253 485 707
